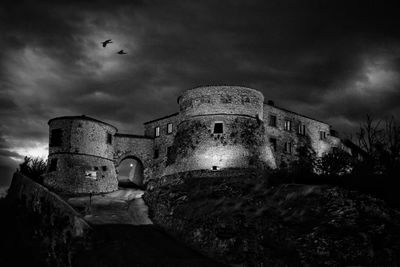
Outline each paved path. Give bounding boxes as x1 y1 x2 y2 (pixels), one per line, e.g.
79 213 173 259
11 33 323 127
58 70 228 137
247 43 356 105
68 189 224 266
68 188 152 225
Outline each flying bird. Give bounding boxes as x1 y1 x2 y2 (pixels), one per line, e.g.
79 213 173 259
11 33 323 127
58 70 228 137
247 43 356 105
117 50 127 55
101 39 112 47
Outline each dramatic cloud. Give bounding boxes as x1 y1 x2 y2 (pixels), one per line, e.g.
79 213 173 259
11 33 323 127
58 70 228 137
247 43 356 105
0 0 399 187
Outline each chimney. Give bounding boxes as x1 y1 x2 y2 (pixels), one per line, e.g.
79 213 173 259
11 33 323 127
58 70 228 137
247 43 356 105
267 100 275 106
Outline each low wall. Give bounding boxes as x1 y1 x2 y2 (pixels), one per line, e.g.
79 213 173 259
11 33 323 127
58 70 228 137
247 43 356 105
6 173 91 267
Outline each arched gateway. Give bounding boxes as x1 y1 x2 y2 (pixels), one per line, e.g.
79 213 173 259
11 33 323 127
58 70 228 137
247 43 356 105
113 133 154 185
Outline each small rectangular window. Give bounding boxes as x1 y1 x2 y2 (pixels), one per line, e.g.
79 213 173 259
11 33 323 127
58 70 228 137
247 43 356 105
48 158 58 172
102 166 107 171
93 166 99 171
167 123 173 134
319 131 326 140
269 138 277 151
155 126 160 137
298 124 306 135
167 146 172 157
284 142 292 154
269 115 277 127
50 129 62 147
284 120 292 131
213 122 223 134
106 133 112 144
154 149 159 159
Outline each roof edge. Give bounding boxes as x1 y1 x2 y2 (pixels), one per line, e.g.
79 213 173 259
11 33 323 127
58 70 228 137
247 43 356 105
48 115 118 131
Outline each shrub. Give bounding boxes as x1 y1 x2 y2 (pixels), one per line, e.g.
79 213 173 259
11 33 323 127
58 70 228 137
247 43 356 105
17 156 47 184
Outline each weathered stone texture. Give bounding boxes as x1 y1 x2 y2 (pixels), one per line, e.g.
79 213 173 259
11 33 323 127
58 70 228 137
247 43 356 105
263 103 341 167
7 173 90 267
45 86 343 193
164 115 274 175
45 116 118 194
45 154 117 194
179 86 264 119
113 134 154 182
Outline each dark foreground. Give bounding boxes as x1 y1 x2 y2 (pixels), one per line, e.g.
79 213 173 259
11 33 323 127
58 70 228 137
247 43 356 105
0 196 223 267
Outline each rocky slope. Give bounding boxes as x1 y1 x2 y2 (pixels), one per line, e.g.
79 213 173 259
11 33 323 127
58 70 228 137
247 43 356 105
144 169 400 266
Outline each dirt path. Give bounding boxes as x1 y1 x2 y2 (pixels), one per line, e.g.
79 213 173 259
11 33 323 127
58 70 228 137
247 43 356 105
68 189 224 266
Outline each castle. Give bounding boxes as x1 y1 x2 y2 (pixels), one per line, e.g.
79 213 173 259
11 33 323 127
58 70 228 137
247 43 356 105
44 86 341 194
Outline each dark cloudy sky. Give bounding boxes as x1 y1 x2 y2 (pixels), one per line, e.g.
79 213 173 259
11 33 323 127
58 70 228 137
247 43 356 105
1 0 399 187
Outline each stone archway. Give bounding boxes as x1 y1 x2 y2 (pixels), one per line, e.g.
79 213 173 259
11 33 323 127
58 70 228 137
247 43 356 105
116 156 145 187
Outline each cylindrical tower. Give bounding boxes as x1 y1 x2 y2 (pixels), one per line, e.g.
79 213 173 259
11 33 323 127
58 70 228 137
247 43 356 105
44 116 118 194
165 85 274 175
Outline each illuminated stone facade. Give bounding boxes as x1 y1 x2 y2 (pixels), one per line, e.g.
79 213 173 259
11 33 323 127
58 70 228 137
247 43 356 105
44 86 341 194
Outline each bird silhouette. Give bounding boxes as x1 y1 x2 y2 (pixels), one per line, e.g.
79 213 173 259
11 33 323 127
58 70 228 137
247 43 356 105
101 39 113 47
117 50 127 55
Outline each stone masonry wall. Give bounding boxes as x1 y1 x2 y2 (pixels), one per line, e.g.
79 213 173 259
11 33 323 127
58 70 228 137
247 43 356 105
263 104 341 167
7 173 90 267
144 114 180 180
45 117 118 194
163 115 274 175
179 86 264 119
45 154 117 195
113 134 154 182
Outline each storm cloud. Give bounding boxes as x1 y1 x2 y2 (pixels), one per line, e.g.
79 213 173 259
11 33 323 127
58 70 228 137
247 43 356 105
0 0 399 187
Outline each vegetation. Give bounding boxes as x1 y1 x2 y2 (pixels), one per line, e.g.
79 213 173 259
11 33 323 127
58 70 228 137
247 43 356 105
17 156 47 184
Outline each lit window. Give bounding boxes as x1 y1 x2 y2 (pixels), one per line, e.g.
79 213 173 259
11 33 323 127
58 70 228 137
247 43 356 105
167 123 173 134
155 126 160 137
48 158 58 172
213 122 223 134
154 149 159 159
50 129 62 147
269 138 277 151
106 133 112 144
284 120 292 131
269 115 277 127
284 142 292 154
298 124 306 135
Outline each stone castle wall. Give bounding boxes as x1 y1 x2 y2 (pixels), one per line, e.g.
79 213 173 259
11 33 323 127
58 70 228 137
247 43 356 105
44 86 342 194
144 114 180 178
113 134 154 183
161 86 272 175
263 104 341 167
44 117 118 194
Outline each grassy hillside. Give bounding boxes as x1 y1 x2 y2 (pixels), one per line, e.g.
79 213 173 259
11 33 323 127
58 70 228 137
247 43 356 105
144 169 400 266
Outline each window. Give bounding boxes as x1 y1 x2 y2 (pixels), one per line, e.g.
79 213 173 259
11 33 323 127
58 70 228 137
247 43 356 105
155 126 160 137
284 142 292 154
93 166 99 171
106 133 112 144
284 120 292 131
167 123 173 134
48 158 58 172
269 115 277 127
298 124 306 135
269 138 277 151
319 131 327 140
102 166 107 171
50 129 62 147
213 122 223 134
154 149 159 159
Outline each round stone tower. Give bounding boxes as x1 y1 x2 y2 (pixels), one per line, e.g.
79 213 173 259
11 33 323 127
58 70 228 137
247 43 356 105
44 116 118 195
165 85 274 175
